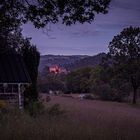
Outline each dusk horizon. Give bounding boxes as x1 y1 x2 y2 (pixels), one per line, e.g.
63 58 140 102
40 52 106 56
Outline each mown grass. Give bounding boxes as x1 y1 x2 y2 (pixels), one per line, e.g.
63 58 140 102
0 97 140 140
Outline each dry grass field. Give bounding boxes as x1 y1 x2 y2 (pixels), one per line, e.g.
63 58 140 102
46 95 140 140
0 94 140 140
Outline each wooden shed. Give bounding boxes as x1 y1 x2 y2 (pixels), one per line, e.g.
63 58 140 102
0 50 31 109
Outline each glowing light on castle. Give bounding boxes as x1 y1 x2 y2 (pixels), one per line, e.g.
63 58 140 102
49 65 67 74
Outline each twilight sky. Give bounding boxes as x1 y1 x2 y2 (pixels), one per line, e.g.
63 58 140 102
22 0 140 56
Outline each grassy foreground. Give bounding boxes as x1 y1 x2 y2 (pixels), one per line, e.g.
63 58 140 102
0 95 140 140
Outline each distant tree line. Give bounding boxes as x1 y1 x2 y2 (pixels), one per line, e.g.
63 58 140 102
38 64 131 102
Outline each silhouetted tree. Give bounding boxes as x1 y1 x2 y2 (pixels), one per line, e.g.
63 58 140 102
20 39 40 101
0 0 111 30
108 26 140 104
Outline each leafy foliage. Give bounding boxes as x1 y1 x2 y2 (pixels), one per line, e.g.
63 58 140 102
0 0 111 30
65 65 131 102
89 66 130 102
20 39 40 102
66 67 92 93
108 26 140 104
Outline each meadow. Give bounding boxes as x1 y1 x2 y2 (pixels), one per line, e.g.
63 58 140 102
0 95 140 140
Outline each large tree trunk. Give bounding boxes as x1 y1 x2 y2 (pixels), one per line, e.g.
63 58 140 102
132 87 137 104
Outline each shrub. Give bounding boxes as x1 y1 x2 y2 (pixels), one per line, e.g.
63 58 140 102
98 84 114 101
47 104 65 116
25 101 45 117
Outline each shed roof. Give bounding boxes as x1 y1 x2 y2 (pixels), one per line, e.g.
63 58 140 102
0 50 31 83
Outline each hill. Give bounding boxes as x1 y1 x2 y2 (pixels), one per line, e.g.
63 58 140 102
39 55 88 72
64 53 106 71
39 53 106 72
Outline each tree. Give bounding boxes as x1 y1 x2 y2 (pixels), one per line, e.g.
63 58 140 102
0 0 111 30
0 26 27 55
66 67 92 93
89 65 130 102
20 39 40 101
108 26 140 104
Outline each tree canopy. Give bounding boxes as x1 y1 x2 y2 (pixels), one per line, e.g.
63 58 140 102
0 0 111 30
108 26 140 104
20 40 40 101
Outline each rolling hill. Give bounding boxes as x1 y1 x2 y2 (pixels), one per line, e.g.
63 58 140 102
39 53 106 72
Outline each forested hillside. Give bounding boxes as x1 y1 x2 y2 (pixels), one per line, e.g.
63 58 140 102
39 53 106 72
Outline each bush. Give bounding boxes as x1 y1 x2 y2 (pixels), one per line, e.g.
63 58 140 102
95 83 129 102
47 104 65 116
25 101 45 117
110 77 130 102
98 84 113 101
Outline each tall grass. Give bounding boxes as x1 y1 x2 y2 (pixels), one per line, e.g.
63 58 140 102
0 103 140 140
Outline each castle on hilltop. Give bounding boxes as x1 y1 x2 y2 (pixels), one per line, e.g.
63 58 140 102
49 65 68 74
